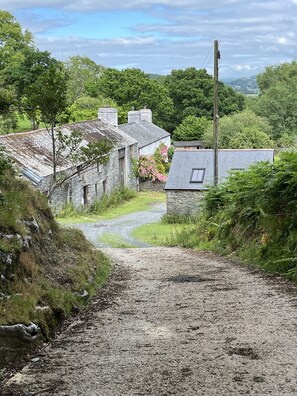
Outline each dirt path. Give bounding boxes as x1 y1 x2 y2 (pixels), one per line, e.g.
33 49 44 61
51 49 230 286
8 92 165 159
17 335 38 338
69 203 166 248
2 247 297 395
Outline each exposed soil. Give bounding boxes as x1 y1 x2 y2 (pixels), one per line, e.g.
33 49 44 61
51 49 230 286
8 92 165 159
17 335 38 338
1 247 297 396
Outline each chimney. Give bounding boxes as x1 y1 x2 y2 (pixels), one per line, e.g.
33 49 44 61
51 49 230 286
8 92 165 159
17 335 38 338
128 110 141 124
140 108 152 123
98 107 118 126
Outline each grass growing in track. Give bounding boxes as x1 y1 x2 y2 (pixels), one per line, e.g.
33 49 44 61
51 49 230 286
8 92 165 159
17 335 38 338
99 232 136 248
58 191 166 225
132 222 195 247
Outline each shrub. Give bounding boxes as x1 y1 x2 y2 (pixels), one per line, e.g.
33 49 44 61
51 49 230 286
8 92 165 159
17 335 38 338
193 152 297 279
133 155 167 182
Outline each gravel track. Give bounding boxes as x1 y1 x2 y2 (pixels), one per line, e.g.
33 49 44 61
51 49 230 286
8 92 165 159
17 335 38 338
2 247 297 396
70 203 166 248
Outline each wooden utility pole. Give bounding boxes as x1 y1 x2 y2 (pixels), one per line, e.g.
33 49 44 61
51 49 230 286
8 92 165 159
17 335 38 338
213 40 219 186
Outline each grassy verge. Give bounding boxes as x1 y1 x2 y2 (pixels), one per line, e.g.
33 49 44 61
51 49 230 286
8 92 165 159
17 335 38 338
0 227 111 338
165 153 297 282
58 190 166 225
132 222 196 247
99 232 136 248
0 160 112 340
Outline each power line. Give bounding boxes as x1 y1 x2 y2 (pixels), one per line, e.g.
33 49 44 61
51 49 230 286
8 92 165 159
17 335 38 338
201 42 214 70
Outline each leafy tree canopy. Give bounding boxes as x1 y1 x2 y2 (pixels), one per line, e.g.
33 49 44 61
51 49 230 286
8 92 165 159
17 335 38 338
65 95 126 124
172 116 211 141
29 60 69 127
228 126 273 149
0 10 34 130
0 10 33 73
64 55 105 103
257 61 297 93
203 109 273 149
8 47 56 129
97 68 174 130
165 67 245 128
255 62 297 140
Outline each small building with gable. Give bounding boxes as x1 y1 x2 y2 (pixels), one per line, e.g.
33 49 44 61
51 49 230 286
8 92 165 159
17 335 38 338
165 149 274 216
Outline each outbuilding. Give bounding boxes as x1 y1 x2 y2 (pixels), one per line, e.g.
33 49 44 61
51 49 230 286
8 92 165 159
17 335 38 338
165 149 274 216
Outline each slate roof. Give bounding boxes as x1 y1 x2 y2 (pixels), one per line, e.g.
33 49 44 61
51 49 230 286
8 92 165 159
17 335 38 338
165 149 274 190
173 140 204 148
0 120 137 180
118 120 170 149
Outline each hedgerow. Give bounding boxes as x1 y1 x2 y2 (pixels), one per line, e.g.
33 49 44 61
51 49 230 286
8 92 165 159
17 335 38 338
192 152 297 280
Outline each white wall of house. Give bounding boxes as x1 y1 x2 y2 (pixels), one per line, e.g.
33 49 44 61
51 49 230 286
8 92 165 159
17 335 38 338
140 136 171 157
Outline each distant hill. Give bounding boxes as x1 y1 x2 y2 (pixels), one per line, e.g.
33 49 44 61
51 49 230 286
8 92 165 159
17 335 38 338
224 75 259 95
148 74 167 84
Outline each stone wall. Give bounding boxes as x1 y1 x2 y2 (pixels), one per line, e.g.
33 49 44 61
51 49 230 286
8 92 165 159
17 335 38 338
166 190 205 216
139 180 165 192
40 144 138 211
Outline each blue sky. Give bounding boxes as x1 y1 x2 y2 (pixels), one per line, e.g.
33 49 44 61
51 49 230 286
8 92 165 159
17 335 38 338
2 1 297 79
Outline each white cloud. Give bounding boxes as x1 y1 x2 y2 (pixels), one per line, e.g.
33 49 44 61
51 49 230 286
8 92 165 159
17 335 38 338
277 37 289 44
1 0 297 78
231 64 258 72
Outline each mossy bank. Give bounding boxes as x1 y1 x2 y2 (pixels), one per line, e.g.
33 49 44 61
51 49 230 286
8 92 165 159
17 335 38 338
0 154 111 368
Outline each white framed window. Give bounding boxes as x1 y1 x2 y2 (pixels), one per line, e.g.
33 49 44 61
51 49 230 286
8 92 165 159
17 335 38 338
190 168 205 183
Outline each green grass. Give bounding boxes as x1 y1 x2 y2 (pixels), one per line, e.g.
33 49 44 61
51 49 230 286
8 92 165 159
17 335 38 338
14 116 32 133
58 191 166 225
13 115 47 133
132 222 195 247
99 232 136 248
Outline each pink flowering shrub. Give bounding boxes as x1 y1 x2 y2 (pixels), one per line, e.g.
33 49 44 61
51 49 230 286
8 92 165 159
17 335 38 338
133 155 167 182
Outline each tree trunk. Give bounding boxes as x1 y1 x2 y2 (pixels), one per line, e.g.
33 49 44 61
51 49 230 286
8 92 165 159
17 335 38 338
51 122 57 182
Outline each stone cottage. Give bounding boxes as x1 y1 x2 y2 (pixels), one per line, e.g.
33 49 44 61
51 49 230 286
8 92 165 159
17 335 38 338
114 108 171 156
0 119 138 210
165 149 274 216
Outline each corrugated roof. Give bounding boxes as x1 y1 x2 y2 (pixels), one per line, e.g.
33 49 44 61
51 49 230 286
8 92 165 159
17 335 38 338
118 120 170 149
0 119 137 179
165 149 274 190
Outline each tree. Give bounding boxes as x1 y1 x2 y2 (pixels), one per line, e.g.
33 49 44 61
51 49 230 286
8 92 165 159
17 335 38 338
66 95 126 124
257 61 297 93
49 129 114 194
64 55 105 103
256 79 297 140
0 86 17 133
203 109 273 149
172 116 211 141
228 126 274 149
165 67 245 128
0 11 33 132
27 60 114 192
27 60 69 181
9 47 56 129
255 62 297 141
97 68 174 130
0 10 33 74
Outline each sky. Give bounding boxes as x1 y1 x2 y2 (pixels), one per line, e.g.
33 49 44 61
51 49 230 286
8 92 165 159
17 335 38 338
2 0 297 79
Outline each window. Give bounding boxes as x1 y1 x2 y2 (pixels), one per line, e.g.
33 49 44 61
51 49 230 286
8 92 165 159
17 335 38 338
190 168 205 183
83 185 89 205
102 179 107 194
